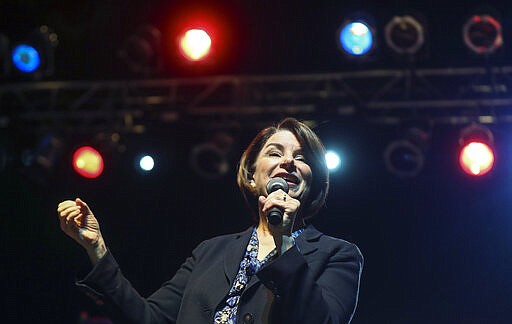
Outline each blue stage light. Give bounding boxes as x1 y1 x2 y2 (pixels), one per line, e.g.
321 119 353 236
339 21 374 56
12 44 41 73
325 150 342 171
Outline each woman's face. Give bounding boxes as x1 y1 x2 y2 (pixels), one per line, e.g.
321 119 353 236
251 130 313 202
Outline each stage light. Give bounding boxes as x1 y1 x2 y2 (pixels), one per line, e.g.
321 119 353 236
384 127 429 178
325 150 341 171
11 25 58 78
12 44 40 73
463 15 503 55
190 133 234 179
384 15 425 55
139 155 155 172
118 25 162 75
337 20 375 56
73 146 104 179
458 124 495 176
179 28 212 61
190 143 229 179
384 140 424 178
19 134 64 185
459 142 494 176
34 134 64 169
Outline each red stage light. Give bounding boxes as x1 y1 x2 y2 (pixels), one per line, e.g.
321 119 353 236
72 146 104 179
179 28 212 61
459 141 495 176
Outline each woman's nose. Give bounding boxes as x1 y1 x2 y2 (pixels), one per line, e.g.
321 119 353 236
280 155 295 167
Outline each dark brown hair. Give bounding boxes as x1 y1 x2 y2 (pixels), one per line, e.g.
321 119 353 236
237 117 329 221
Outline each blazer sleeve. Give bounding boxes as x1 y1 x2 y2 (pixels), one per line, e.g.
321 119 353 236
76 241 206 324
256 240 363 324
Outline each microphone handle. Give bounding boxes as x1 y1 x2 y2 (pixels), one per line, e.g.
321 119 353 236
268 207 283 225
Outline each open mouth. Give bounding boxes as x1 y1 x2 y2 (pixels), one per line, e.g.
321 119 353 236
273 173 300 186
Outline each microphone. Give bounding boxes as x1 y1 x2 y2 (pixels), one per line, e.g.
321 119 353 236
266 177 289 225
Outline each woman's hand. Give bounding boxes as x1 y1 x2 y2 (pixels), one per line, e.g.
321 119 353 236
57 198 107 264
259 189 301 233
259 189 302 254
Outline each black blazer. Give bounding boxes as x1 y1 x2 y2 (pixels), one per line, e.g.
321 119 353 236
78 225 363 324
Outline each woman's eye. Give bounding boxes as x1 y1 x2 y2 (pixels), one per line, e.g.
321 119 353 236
295 155 306 161
268 151 281 157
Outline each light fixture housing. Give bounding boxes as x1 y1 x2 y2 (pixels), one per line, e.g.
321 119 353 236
118 25 163 75
384 140 424 178
463 14 503 55
384 15 425 55
189 133 234 179
383 127 430 178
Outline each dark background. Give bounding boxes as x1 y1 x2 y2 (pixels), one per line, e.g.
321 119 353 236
2 1 512 323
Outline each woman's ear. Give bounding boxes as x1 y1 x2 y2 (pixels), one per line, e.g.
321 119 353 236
247 172 256 188
249 179 256 188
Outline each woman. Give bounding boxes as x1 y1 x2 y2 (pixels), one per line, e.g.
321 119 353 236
58 117 363 323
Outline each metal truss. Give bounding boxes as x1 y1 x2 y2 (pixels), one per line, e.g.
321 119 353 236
2 65 512 133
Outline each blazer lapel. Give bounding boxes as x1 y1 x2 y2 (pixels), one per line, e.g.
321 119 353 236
295 224 322 255
223 227 253 286
245 225 323 291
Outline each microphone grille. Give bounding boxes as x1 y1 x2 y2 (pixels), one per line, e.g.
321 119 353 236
266 177 289 194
